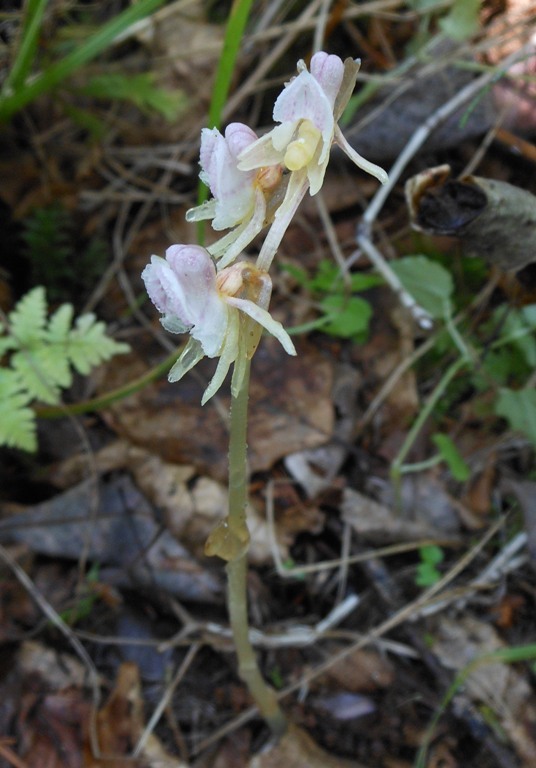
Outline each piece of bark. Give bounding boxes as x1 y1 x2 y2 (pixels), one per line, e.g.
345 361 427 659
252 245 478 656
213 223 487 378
406 164 536 272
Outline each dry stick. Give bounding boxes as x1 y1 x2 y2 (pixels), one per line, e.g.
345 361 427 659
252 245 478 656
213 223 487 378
192 514 505 754
355 42 535 326
133 641 201 758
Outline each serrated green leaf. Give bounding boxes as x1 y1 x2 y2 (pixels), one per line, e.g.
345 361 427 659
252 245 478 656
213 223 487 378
390 255 454 319
67 314 129 374
495 388 536 447
432 433 471 481
8 286 47 347
47 302 74 341
11 345 69 404
0 371 36 451
320 295 372 339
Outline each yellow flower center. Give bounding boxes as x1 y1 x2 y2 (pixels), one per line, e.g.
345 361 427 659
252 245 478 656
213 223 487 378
283 120 321 171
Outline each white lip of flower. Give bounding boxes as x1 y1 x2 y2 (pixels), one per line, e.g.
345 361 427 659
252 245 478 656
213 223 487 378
141 244 296 404
185 123 284 270
237 52 388 271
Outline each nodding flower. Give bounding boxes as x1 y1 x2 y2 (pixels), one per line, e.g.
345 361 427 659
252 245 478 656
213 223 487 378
237 52 388 270
186 123 285 269
142 244 296 404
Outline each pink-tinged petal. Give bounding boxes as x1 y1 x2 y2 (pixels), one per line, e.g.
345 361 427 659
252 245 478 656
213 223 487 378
310 52 344 108
224 122 258 157
273 68 334 138
199 127 221 190
142 255 189 321
199 128 256 229
165 245 215 317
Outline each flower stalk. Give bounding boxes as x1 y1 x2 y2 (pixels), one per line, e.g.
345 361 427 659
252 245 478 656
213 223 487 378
205 356 287 735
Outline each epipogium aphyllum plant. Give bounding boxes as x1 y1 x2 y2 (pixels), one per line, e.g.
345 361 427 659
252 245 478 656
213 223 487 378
142 53 388 736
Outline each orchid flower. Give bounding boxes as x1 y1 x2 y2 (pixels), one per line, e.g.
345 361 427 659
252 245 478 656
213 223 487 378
238 52 388 270
186 123 284 269
142 244 296 404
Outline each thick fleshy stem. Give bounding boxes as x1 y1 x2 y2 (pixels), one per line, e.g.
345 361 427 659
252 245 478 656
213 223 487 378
206 357 287 736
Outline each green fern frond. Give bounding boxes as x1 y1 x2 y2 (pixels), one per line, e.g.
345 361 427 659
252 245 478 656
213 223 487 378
67 313 130 375
0 370 37 452
8 286 48 347
1 287 130 452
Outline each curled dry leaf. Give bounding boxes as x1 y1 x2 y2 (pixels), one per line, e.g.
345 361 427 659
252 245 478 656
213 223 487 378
86 662 188 768
431 616 536 765
405 164 536 272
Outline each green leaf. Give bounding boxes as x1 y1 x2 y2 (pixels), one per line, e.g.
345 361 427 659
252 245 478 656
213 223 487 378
495 388 536 447
0 371 36 451
11 344 69 404
440 0 481 41
8 286 47 347
415 545 444 587
500 305 536 368
0 287 130 451
67 313 130 374
48 302 74 341
432 433 471 481
320 295 372 339
420 545 444 566
390 255 454 319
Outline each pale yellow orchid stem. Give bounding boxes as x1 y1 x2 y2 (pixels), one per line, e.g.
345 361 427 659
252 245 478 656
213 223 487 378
206 356 287 736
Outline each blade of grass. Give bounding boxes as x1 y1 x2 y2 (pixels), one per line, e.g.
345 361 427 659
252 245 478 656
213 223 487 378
0 0 166 123
2 0 49 95
196 0 255 242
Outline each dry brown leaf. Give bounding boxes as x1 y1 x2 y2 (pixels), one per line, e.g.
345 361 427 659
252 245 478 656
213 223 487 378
341 484 460 545
50 440 315 566
249 723 368 768
323 648 395 693
18 641 97 691
85 662 188 768
432 616 536 766
102 338 334 482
